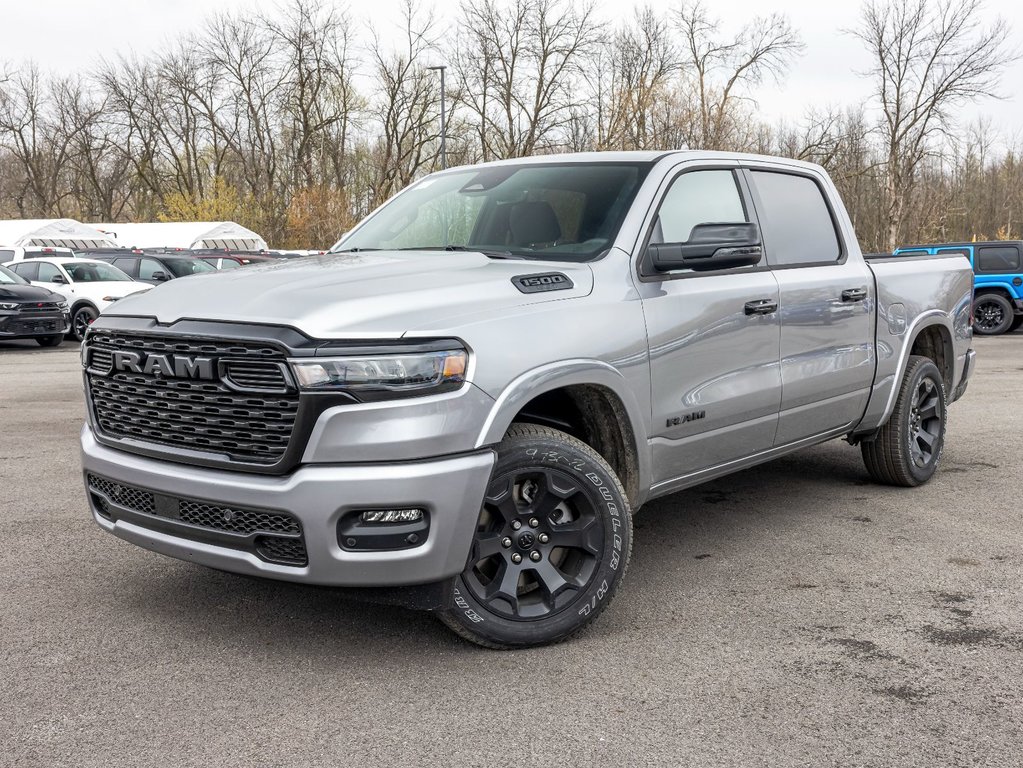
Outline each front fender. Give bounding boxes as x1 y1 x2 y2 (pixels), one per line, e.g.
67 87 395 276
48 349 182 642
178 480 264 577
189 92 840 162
474 359 652 505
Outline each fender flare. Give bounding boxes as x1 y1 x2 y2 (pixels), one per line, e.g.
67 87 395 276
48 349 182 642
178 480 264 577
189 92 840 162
875 311 956 428
474 359 652 505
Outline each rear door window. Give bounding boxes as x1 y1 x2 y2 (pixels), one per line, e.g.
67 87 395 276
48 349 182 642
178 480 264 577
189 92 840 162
112 257 138 277
11 262 38 281
976 245 1021 273
749 170 842 266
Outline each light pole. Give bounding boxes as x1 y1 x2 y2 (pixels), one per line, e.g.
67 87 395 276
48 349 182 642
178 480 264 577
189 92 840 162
427 65 447 170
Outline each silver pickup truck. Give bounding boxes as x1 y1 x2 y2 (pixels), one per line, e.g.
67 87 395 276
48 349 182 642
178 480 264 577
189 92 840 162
80 151 975 648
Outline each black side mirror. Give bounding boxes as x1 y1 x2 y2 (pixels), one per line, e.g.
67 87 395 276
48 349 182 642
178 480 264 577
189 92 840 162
648 222 763 272
51 274 67 284
151 271 170 282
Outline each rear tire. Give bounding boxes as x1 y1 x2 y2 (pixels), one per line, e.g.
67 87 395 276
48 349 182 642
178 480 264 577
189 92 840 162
35 334 64 348
440 423 632 649
973 293 1014 335
861 355 946 487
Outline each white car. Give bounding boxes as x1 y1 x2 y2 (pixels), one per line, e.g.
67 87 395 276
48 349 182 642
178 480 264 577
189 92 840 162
2 257 150 340
0 245 76 262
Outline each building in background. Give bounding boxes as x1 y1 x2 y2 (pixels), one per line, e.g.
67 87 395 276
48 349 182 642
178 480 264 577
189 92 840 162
92 222 268 251
0 219 117 249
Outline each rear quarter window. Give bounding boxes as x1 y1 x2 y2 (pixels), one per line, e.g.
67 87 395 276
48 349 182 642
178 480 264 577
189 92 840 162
976 245 1021 273
750 170 842 266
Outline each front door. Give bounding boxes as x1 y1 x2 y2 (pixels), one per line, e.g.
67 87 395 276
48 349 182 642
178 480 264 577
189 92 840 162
638 165 783 487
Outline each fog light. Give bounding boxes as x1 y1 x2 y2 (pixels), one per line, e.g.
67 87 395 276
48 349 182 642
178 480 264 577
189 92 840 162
359 508 424 524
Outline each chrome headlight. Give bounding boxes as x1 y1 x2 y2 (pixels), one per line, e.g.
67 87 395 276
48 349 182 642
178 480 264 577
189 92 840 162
290 347 468 399
57 301 69 310
0 302 17 310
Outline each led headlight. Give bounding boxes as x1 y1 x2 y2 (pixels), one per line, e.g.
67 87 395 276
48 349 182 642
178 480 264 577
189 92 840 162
57 301 69 310
290 348 468 397
0 302 18 310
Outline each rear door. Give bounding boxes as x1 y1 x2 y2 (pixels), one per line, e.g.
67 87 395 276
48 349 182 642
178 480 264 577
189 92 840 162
744 166 875 445
638 164 782 484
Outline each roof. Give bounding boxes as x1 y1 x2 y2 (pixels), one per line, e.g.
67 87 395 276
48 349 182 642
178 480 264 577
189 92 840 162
92 221 268 251
438 149 826 174
0 219 118 249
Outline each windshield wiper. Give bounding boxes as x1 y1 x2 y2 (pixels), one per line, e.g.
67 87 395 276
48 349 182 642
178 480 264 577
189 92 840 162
333 247 381 253
397 245 520 259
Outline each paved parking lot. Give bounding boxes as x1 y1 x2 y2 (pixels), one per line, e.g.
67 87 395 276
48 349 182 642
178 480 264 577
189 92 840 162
1 334 1021 767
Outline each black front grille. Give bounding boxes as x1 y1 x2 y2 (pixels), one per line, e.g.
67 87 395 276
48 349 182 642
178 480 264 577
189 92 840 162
88 475 155 516
86 474 307 566
255 536 308 565
19 302 62 313
4 317 64 334
178 499 300 535
85 331 299 465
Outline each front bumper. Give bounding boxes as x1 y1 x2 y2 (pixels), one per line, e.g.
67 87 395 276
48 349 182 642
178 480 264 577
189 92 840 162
81 426 495 587
0 311 69 338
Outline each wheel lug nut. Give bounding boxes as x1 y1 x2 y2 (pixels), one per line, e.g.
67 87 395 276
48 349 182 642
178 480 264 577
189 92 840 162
529 517 539 528
511 520 522 530
511 553 522 564
538 533 549 544
501 537 512 548
529 550 542 562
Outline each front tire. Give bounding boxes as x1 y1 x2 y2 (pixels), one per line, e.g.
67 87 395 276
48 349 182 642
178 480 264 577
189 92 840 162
861 355 947 487
973 293 1014 335
35 334 64 347
71 305 98 341
440 423 632 649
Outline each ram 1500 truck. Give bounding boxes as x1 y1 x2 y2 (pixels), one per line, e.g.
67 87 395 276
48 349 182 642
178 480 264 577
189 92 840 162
80 152 976 648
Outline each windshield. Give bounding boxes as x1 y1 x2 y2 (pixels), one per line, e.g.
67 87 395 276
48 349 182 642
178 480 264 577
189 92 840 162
162 258 217 277
61 261 132 282
332 162 651 262
0 264 27 285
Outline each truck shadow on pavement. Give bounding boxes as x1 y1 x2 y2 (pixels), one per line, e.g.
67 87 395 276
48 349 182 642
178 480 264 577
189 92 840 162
114 441 885 656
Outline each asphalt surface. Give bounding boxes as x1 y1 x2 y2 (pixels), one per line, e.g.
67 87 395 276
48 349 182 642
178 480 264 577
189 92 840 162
1 333 1021 768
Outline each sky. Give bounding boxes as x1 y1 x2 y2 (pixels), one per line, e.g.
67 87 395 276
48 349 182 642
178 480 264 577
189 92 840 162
3 0 1022 141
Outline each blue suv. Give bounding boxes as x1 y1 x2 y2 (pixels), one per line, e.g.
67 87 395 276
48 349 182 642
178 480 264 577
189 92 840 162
895 241 1023 335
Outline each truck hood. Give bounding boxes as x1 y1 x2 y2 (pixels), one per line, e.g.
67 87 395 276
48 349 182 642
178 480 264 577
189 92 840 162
102 251 594 338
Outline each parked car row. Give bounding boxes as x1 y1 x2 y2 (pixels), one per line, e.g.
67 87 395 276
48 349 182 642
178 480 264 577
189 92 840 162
0 263 69 346
0 244 326 346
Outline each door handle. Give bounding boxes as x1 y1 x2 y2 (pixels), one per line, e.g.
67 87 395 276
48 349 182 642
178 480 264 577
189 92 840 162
841 288 867 302
744 298 778 315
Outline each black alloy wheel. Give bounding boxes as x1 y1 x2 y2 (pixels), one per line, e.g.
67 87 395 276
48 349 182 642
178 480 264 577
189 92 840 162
71 306 98 342
862 355 947 487
907 375 942 468
464 465 604 621
441 423 632 648
973 294 1013 335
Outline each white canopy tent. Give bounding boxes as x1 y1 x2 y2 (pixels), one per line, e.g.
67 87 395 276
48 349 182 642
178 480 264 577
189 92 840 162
93 221 268 251
0 219 118 249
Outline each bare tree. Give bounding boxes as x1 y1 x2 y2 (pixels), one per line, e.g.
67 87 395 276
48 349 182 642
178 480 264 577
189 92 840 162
455 0 601 159
675 1 803 149
368 0 442 205
852 0 1017 250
